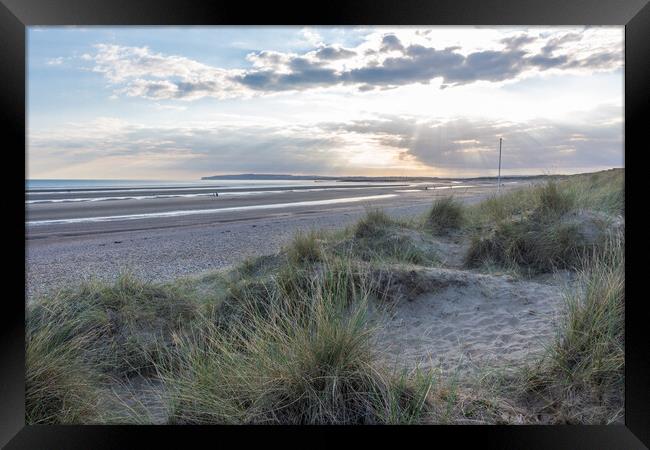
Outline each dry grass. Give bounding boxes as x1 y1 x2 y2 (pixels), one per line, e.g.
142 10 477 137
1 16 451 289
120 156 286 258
27 273 200 379
341 208 438 265
425 196 464 235
519 234 624 423
26 310 103 424
285 230 325 265
465 174 622 273
159 258 433 424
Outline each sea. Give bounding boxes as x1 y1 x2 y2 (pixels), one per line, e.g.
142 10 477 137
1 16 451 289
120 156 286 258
26 178 334 191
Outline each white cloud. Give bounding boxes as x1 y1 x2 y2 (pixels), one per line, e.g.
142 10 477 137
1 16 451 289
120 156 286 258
82 27 623 102
46 57 65 65
300 28 324 47
29 100 623 179
89 44 247 100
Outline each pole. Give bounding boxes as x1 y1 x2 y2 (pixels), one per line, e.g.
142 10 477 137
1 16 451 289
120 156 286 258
497 137 502 194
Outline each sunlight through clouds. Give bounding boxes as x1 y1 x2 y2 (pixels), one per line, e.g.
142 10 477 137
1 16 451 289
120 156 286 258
28 26 623 179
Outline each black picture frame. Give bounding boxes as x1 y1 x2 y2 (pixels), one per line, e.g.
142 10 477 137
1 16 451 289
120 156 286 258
2 0 647 447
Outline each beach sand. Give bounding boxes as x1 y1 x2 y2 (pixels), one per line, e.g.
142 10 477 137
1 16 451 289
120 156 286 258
373 267 571 377
26 182 514 299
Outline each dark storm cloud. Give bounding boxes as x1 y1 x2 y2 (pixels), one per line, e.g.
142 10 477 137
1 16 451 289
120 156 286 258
342 46 530 87
236 67 339 91
527 54 569 69
235 55 339 91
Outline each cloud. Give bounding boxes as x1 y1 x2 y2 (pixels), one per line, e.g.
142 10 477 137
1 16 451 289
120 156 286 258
89 44 245 100
29 118 347 176
46 57 65 66
30 101 622 179
380 34 405 52
83 28 623 101
540 32 583 55
324 106 623 171
300 28 323 47
234 57 339 91
314 45 357 60
501 34 536 50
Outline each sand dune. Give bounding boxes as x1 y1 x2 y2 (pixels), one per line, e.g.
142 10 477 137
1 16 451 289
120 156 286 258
374 267 570 376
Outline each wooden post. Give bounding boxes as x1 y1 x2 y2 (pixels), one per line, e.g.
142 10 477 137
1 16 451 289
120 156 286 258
497 137 502 194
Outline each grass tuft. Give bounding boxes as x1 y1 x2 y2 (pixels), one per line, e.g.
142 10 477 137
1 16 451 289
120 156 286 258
353 208 396 239
425 196 464 235
285 230 324 265
342 209 437 265
159 258 433 424
27 272 199 377
465 175 621 273
535 180 574 218
521 234 624 423
26 307 103 424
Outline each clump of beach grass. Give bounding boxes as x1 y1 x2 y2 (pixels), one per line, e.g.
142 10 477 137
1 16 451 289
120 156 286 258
25 305 103 424
464 216 589 273
465 176 620 273
159 258 434 424
285 230 325 265
565 168 624 216
425 196 464 235
337 208 438 265
353 208 398 239
27 272 200 378
520 233 624 423
535 180 575 217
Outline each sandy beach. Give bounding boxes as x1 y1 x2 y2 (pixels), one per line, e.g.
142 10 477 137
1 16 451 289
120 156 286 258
26 177 570 379
26 181 514 299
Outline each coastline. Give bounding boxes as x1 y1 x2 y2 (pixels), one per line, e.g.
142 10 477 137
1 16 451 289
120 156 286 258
26 182 508 300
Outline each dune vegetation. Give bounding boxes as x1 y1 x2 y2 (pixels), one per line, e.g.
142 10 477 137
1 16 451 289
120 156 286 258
26 168 624 424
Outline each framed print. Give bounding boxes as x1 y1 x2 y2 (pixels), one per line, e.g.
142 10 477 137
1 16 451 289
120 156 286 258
1 0 648 447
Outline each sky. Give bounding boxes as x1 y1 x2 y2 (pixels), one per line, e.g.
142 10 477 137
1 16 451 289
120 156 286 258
27 26 624 180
